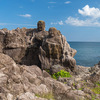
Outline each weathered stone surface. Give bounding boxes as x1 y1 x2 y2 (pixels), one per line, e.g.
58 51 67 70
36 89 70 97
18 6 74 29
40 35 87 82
0 53 93 100
17 92 47 100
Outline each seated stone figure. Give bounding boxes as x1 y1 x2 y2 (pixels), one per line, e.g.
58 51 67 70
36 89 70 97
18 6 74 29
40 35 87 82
49 27 61 37
37 20 45 31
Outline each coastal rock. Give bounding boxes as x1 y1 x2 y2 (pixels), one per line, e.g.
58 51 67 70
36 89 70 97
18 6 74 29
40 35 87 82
0 53 85 100
0 21 99 100
0 21 77 72
89 64 100 83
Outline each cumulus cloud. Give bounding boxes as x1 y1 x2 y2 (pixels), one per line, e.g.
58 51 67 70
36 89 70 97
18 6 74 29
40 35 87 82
50 5 100 27
78 5 100 18
51 21 64 25
51 22 57 25
19 14 32 18
65 17 100 27
65 5 100 27
58 21 64 25
65 1 71 4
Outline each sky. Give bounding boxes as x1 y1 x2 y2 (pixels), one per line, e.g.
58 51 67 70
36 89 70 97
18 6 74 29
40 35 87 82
0 0 100 42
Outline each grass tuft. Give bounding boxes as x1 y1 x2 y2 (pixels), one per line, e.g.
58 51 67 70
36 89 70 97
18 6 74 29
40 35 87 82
52 70 72 79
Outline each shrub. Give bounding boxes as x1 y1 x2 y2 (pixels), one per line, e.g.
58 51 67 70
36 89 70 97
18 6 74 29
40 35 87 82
52 70 72 79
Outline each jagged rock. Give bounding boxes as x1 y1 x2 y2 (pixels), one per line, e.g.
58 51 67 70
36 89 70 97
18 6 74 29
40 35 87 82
88 64 100 83
43 70 51 78
62 55 76 71
39 27 76 70
0 21 77 72
0 53 93 100
17 92 47 100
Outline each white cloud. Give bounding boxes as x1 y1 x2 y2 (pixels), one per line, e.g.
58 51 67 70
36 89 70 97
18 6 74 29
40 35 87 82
19 14 32 18
51 21 64 25
58 21 64 25
65 5 100 27
48 2 56 4
51 22 58 25
78 5 100 18
65 1 71 4
65 17 100 27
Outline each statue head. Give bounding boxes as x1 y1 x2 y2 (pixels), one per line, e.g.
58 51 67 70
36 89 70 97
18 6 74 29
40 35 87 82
49 27 61 37
37 20 45 31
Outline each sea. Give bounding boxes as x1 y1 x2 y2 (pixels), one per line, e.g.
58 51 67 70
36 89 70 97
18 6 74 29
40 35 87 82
68 42 100 67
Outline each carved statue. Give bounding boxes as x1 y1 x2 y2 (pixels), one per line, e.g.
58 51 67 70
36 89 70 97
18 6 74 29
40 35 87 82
37 21 45 31
49 27 61 37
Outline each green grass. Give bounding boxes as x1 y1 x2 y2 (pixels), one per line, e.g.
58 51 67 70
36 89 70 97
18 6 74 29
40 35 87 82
96 82 100 86
78 88 83 90
91 95 100 100
35 93 55 100
92 82 100 94
92 87 100 94
72 83 76 87
64 82 67 84
52 70 72 79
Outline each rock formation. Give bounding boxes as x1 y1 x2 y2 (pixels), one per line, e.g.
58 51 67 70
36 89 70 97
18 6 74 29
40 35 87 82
0 21 99 100
0 21 77 72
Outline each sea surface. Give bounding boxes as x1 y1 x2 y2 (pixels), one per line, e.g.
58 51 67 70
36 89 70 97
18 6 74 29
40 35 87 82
68 42 100 67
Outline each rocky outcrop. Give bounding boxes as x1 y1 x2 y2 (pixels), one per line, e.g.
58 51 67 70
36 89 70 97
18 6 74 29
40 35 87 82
0 21 77 72
0 53 99 100
0 53 88 100
0 21 99 100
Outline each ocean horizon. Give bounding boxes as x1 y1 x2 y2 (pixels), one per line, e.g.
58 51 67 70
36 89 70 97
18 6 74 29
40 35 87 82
68 42 100 67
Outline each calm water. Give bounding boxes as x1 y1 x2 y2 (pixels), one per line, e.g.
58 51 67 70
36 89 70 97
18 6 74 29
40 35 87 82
68 42 100 67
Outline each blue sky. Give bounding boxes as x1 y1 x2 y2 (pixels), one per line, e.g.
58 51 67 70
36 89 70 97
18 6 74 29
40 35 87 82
0 0 100 42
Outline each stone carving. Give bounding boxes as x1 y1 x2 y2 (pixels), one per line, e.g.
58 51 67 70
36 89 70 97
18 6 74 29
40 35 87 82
49 27 61 37
37 20 45 31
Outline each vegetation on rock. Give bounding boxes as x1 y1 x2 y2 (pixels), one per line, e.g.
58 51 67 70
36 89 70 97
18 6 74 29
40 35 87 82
52 70 72 79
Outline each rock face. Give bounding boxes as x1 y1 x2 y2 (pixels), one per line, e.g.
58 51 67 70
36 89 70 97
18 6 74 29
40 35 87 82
0 53 86 100
0 53 99 100
0 21 77 71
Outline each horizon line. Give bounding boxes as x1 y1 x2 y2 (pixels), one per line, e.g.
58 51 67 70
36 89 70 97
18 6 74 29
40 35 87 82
68 41 100 42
